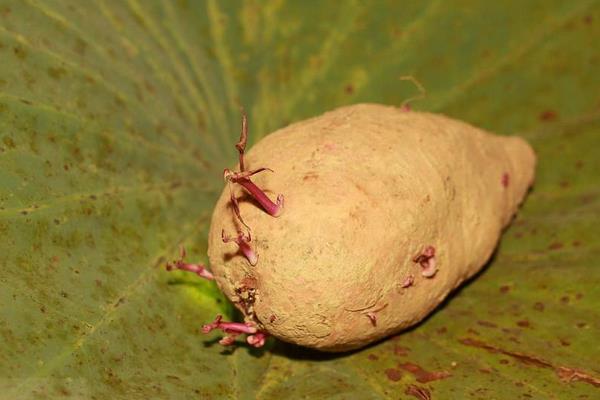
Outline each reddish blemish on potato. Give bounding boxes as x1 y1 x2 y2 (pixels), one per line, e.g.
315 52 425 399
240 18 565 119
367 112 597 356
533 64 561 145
401 275 414 288
502 172 510 187
413 246 437 278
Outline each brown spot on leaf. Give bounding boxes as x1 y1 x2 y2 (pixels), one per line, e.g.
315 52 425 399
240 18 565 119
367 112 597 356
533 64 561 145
47 67 67 80
393 345 410 356
460 337 600 388
477 320 498 328
533 302 545 311
405 384 431 400
500 285 510 293
539 110 558 121
399 362 451 383
517 320 530 328
368 354 378 361
559 338 571 347
560 296 570 304
583 15 593 24
345 84 354 94
558 367 600 387
385 368 402 382
548 242 564 250
13 45 26 59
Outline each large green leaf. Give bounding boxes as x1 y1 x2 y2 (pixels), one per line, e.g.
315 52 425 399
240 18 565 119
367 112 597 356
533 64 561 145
1 0 599 398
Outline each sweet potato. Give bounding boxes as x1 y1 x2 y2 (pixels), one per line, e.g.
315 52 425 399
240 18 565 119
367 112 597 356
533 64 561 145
206 103 535 352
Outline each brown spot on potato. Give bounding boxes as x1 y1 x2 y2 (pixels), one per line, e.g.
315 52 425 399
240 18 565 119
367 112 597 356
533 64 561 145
302 172 319 181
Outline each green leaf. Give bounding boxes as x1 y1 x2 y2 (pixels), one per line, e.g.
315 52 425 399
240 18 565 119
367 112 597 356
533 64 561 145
1 0 599 398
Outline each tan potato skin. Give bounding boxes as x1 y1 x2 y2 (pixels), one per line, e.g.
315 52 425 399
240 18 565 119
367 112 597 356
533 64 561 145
207 103 535 352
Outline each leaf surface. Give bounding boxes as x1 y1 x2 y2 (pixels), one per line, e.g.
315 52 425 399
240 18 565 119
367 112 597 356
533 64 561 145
1 1 599 398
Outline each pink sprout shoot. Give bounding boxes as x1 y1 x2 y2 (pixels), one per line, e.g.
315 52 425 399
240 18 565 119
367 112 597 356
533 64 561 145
222 229 258 266
502 172 510 188
202 314 257 335
401 275 414 288
247 332 269 348
224 111 284 218
399 75 426 111
165 246 214 280
413 246 437 278
219 335 238 346
224 168 284 218
365 303 388 327
366 312 377 326
202 315 268 348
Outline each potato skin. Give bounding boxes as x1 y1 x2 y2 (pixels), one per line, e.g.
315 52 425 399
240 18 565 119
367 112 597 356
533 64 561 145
207 104 535 352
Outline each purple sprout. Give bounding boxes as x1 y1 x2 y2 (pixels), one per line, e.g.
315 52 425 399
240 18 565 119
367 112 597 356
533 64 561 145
202 314 268 348
222 229 258 266
225 110 284 218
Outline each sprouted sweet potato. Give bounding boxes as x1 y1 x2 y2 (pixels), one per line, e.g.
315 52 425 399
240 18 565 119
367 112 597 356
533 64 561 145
171 103 536 352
